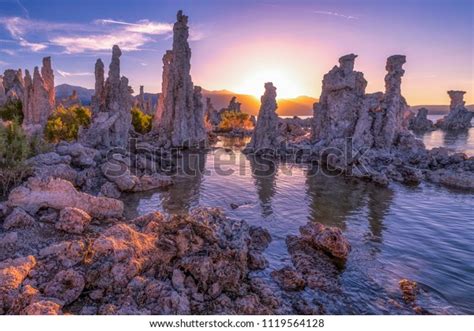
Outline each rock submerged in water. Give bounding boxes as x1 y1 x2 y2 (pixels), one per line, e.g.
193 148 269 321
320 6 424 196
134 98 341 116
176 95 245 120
299 222 351 260
408 108 435 132
436 91 473 131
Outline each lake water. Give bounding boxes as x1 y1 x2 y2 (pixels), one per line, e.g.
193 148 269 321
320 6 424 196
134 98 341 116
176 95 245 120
124 121 474 314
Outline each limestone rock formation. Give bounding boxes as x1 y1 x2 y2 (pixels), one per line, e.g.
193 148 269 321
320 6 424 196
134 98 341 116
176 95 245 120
56 207 92 234
59 89 81 108
312 54 413 151
2 69 24 102
312 54 367 146
205 97 220 127
133 85 154 114
436 91 473 131
91 59 105 113
408 108 435 132
41 57 55 107
80 46 133 149
0 75 6 106
244 82 281 153
18 57 55 135
7 176 124 219
227 96 242 112
152 11 207 147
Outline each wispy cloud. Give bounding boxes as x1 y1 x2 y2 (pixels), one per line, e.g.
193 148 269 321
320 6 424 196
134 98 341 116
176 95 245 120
0 48 16 56
0 60 9 66
15 0 30 19
0 15 202 54
313 10 358 20
51 32 151 53
96 19 172 35
56 69 93 77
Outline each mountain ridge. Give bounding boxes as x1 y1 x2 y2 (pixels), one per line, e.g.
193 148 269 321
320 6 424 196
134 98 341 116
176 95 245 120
55 84 473 117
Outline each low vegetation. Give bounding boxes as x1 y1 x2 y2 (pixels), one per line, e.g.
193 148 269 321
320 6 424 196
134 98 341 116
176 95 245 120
0 99 23 123
0 120 32 196
218 110 254 132
44 105 92 143
131 107 153 134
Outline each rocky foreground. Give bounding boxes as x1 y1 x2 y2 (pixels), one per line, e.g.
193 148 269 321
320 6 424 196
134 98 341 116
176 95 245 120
1 184 425 315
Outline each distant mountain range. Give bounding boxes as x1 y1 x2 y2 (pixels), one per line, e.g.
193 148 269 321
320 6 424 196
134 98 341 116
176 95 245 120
55 84 472 117
55 84 317 116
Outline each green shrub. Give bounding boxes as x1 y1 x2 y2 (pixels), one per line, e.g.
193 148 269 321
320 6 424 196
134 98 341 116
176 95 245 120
218 110 254 132
0 119 30 167
131 107 152 134
0 119 32 196
44 105 92 143
0 99 23 123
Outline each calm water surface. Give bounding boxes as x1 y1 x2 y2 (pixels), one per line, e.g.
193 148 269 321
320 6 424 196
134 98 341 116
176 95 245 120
124 128 474 314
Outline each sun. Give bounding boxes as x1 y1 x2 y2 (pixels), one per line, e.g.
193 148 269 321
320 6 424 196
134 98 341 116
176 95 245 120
238 68 304 99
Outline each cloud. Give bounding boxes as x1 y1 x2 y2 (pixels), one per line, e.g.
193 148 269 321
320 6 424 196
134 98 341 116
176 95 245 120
0 15 203 54
16 0 30 19
96 19 172 35
313 10 358 20
0 48 16 56
56 69 93 77
51 31 151 53
0 15 205 54
0 60 9 66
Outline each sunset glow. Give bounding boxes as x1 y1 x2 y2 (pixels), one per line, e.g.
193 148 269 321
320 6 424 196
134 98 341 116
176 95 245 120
0 0 472 105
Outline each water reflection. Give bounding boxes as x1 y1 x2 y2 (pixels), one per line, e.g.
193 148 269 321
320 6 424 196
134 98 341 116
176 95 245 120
248 155 278 217
305 166 367 230
161 150 207 214
366 187 393 240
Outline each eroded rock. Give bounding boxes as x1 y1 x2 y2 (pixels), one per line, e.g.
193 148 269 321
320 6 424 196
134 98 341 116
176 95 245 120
7 177 124 218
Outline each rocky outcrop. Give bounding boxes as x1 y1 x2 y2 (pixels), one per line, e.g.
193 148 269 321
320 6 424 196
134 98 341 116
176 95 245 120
152 11 207 147
134 86 154 114
244 82 281 153
80 46 133 149
41 57 55 107
21 58 55 135
101 158 172 193
2 69 24 102
312 54 367 147
91 59 105 113
205 97 220 128
7 176 124 219
0 75 6 106
0 255 36 314
436 91 473 131
0 206 291 315
59 89 81 108
56 207 92 234
227 96 241 112
408 108 435 132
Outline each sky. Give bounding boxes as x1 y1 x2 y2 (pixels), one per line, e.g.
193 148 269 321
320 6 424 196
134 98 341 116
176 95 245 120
0 0 472 104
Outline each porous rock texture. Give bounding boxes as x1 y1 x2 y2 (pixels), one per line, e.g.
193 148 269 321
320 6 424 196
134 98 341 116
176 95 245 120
59 89 81 108
0 206 320 315
2 69 24 103
244 82 282 154
7 176 124 219
80 45 133 149
298 54 474 189
22 57 55 135
152 11 207 147
408 108 435 132
436 91 473 131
